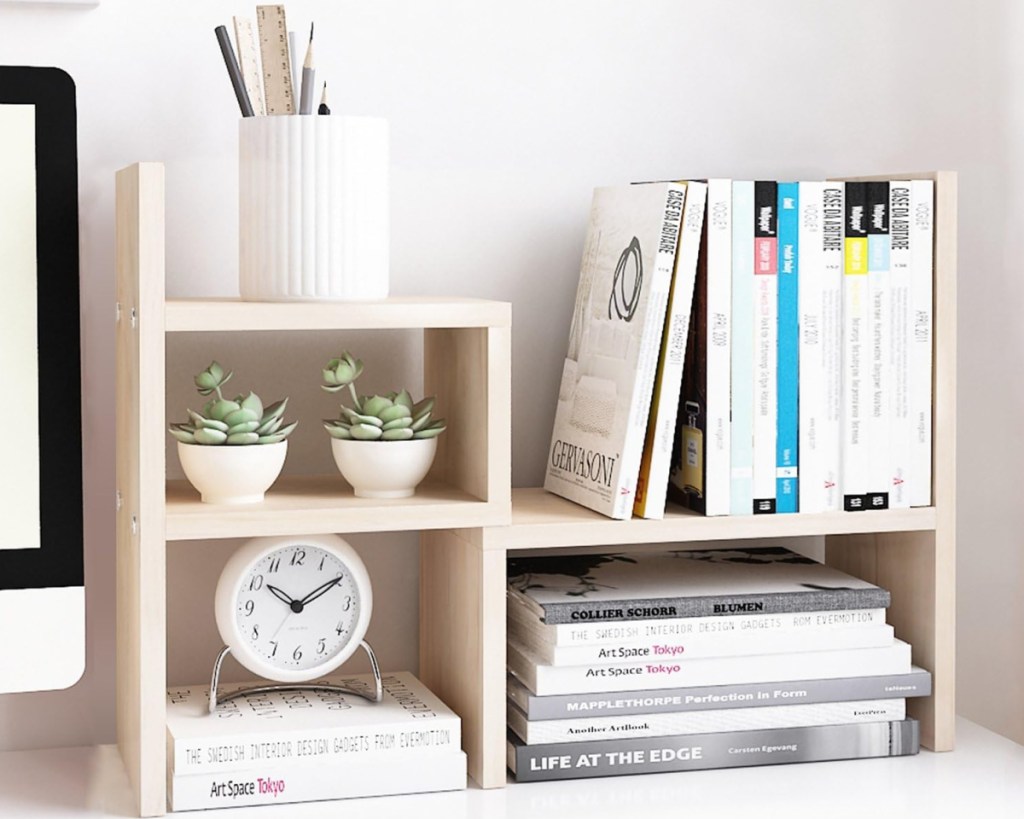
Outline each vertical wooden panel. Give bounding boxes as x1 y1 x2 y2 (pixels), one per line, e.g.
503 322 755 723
115 163 167 816
419 529 506 787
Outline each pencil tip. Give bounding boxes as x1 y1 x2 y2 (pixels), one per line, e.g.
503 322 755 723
310 22 314 41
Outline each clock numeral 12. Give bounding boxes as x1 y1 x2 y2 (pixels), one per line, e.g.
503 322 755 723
290 549 306 566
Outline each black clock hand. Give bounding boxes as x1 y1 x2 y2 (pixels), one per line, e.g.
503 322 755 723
266 584 295 606
298 576 344 607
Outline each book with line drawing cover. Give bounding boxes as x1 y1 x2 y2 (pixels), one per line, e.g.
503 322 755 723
507 547 890 626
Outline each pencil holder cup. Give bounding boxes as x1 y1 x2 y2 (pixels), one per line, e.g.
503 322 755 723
238 115 389 301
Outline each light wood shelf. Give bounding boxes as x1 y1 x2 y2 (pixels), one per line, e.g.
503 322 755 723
116 164 956 813
165 297 511 333
165 476 507 541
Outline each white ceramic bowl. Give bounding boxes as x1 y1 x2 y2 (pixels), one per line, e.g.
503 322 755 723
177 440 288 504
330 437 438 499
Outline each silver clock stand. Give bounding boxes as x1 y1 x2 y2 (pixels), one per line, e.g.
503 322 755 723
208 640 383 714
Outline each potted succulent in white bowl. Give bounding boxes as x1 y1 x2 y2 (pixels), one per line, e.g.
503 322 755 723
168 362 297 504
321 352 446 499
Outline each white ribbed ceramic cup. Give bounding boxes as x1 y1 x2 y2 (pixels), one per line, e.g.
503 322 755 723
239 116 389 301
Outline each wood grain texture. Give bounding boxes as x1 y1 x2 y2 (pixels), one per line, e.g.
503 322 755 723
115 163 168 816
165 476 505 541
165 297 511 332
419 529 506 788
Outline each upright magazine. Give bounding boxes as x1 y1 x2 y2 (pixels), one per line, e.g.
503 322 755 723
545 183 686 519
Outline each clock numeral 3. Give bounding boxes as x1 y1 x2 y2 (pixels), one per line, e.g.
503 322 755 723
290 549 306 567
342 595 352 612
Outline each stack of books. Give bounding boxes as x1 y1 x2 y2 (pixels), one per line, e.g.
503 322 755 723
505 547 930 781
544 178 934 519
166 671 466 811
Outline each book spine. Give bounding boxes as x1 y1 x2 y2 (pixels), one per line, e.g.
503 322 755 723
888 181 913 508
866 181 891 509
509 640 912 696
508 719 919 781
776 182 799 513
508 599 889 646
509 698 906 745
909 179 934 506
730 181 755 514
635 182 706 519
704 179 733 516
752 180 778 514
821 183 845 510
797 181 825 513
842 181 870 510
169 751 467 811
611 184 688 519
533 586 891 625
172 716 463 776
509 623 895 666
508 667 932 720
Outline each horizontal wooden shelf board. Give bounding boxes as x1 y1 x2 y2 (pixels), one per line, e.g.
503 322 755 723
483 488 938 550
164 297 511 332
166 475 507 540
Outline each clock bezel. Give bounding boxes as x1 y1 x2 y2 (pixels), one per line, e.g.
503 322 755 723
214 534 373 683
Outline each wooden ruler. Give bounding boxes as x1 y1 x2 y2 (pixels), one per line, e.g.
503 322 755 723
233 17 265 116
256 4 295 115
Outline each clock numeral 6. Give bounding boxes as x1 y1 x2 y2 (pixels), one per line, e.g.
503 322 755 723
293 645 303 661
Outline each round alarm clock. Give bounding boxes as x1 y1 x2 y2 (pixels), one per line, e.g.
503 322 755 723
214 534 373 684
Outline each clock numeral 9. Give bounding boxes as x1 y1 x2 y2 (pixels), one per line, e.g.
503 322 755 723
249 574 264 591
317 638 326 654
243 600 255 617
290 549 306 567
293 645 303 661
342 595 352 612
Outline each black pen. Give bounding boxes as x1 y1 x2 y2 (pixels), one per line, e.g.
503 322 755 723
318 82 331 115
215 25 254 117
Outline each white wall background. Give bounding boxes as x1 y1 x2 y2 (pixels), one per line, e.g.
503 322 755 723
0 0 1017 750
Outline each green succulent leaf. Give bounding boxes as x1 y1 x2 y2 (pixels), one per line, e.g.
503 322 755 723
342 407 384 427
260 398 288 424
187 409 229 432
381 427 415 441
349 423 384 441
361 395 393 417
256 415 284 436
413 420 446 439
258 431 290 444
227 420 260 435
411 397 436 418
223 408 260 427
410 412 432 432
240 392 263 419
323 422 352 440
382 416 414 431
209 399 241 421
225 432 259 445
378 404 412 423
169 427 197 444
393 389 414 409
194 427 228 445
273 420 298 439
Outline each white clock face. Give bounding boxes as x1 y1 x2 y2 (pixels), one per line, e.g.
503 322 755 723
234 543 362 673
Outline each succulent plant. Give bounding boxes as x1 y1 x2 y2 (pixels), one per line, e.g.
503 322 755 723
169 361 297 445
321 352 446 442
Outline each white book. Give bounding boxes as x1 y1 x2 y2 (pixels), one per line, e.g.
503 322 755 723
508 621 895 666
167 671 461 775
730 181 755 514
545 183 686 519
507 698 906 745
909 179 934 507
507 598 889 646
634 181 706 519
888 181 913 508
842 182 870 511
866 181 892 509
508 638 912 696
798 181 827 514
752 181 778 514
820 183 845 511
705 178 733 516
169 751 467 811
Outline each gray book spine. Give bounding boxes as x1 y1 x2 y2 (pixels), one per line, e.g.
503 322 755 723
536 588 891 625
509 668 931 720
508 719 919 781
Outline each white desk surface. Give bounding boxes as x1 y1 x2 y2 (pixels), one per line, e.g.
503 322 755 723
1 718 1021 818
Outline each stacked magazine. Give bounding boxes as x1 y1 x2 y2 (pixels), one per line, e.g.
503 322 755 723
505 547 929 781
166 671 466 810
544 179 935 519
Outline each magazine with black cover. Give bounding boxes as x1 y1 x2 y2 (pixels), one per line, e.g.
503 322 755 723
507 547 890 625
